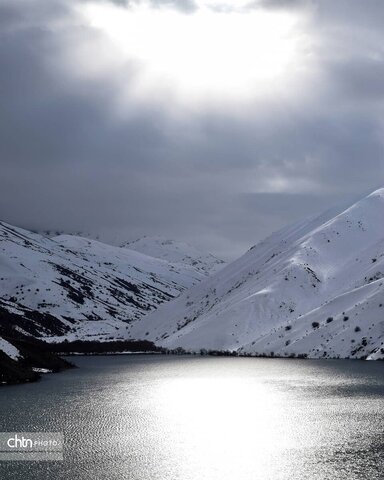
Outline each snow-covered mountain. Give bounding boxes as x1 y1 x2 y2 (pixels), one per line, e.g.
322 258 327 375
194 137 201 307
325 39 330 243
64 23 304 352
0 222 216 342
122 236 225 275
128 188 384 360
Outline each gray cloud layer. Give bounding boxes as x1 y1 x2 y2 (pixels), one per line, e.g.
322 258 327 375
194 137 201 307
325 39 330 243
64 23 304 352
0 0 383 259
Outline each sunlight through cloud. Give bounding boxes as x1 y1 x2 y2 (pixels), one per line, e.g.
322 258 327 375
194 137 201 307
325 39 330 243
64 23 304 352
79 1 306 103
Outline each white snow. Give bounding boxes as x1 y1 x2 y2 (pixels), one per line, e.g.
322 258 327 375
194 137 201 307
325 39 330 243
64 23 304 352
31 367 52 373
0 337 21 360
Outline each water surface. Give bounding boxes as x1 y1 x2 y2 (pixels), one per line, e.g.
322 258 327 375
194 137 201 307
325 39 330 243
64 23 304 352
0 355 383 479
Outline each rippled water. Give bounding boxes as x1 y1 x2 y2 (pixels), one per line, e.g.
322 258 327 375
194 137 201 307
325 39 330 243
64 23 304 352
0 355 383 479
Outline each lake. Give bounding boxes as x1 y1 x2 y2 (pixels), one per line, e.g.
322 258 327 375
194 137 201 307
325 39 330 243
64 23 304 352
0 355 383 479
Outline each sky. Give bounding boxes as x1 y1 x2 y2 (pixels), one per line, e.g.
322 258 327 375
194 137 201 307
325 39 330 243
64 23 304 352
0 0 383 259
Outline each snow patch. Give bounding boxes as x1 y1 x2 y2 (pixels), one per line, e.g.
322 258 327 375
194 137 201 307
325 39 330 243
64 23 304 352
0 337 21 361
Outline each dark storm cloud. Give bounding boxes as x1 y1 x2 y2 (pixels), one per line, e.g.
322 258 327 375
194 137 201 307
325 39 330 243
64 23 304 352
149 0 197 12
87 0 197 12
0 0 384 259
249 0 309 10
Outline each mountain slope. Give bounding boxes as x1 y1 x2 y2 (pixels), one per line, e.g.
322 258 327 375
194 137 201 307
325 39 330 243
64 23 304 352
0 223 211 342
122 236 225 275
128 189 384 359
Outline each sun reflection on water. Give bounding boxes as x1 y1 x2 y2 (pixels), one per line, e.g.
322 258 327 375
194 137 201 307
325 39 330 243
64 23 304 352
152 375 298 479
